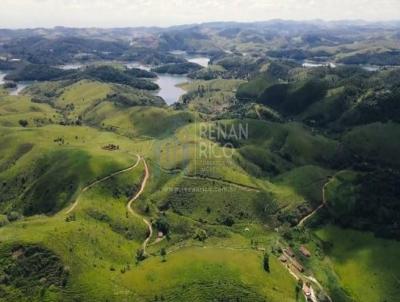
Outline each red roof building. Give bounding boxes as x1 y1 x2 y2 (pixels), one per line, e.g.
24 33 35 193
284 247 295 257
291 260 304 272
300 245 311 257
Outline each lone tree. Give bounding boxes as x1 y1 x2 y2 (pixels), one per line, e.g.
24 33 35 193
194 229 208 242
18 119 28 127
154 216 170 235
263 252 270 273
135 248 145 263
296 279 304 300
160 248 167 262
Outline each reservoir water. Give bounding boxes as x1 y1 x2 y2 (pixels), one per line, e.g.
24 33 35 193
188 57 210 68
58 63 83 70
154 74 188 105
0 71 5 84
59 57 210 105
125 62 151 71
126 61 191 105
0 70 31 95
127 55 210 105
302 61 337 68
9 82 31 96
301 60 388 72
0 56 209 104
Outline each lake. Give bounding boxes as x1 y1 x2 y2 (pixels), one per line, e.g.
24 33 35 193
188 57 210 68
9 82 31 96
302 61 337 68
169 50 210 68
60 58 209 105
126 55 210 105
0 70 31 95
155 56 212 104
126 61 191 105
58 63 83 70
125 62 152 71
0 70 7 85
154 74 188 105
0 57 208 104
301 60 390 72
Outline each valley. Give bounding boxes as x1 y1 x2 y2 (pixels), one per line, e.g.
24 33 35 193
0 20 399 302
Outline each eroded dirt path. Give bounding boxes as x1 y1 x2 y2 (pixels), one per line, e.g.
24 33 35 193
288 175 336 301
281 249 332 302
126 156 153 255
66 154 141 214
297 176 334 227
66 153 154 255
297 203 325 227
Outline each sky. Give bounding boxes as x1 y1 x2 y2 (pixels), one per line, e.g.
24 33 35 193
0 0 399 28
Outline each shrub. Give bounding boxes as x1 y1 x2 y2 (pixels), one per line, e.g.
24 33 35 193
19 120 29 127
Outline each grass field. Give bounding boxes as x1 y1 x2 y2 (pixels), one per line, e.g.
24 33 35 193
85 104 198 138
118 247 298 302
0 157 148 301
315 226 400 302
0 124 150 215
0 102 300 301
179 79 244 115
0 166 297 301
55 80 112 120
1 73 397 302
0 94 60 127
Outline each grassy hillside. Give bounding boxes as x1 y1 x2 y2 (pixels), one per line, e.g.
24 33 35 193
0 244 68 301
0 157 298 301
315 226 400 302
119 247 297 301
343 122 400 168
236 65 400 129
0 125 147 215
23 80 165 126
85 105 197 138
0 94 60 127
206 119 341 174
7 64 159 91
179 79 245 116
0 85 304 301
1 28 400 301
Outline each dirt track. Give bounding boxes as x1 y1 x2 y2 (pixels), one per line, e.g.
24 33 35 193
297 177 334 227
66 154 141 214
126 156 153 255
65 154 154 255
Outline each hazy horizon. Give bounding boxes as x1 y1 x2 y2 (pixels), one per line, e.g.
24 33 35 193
1 0 399 29
2 19 400 31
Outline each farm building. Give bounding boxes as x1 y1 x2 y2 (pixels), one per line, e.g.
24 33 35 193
291 259 304 272
283 247 295 257
300 245 311 257
303 283 312 300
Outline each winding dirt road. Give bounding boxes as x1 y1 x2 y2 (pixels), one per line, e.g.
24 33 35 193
297 203 325 227
290 175 336 301
65 153 154 256
281 249 332 302
126 156 153 255
153 162 260 192
297 177 333 227
66 154 141 214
